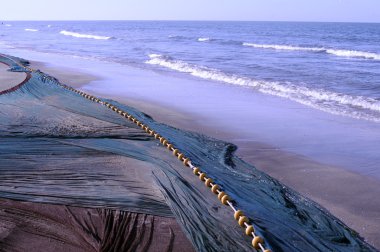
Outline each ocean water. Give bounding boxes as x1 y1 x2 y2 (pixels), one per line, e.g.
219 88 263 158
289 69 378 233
1 21 380 122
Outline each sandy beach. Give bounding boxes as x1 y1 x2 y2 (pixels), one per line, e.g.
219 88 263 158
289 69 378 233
31 61 380 250
0 55 377 251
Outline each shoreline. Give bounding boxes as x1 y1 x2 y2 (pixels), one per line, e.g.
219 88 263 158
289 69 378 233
30 60 380 249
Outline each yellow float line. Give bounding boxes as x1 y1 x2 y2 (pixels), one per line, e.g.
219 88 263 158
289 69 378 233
73 89 272 252
15 62 272 252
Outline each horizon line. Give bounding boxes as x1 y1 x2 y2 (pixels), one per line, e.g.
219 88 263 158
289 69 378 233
2 19 380 24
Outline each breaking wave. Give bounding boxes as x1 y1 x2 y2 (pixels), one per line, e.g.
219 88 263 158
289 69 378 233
198 37 211 42
60 30 112 40
146 54 380 122
25 29 38 32
243 43 380 60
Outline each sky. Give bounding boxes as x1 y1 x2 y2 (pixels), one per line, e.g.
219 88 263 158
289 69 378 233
0 0 379 23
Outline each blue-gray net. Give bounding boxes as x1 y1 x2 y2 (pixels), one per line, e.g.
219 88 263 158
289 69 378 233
0 55 376 252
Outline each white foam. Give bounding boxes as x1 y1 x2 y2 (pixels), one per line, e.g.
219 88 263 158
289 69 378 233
25 29 38 32
243 43 323 52
146 54 380 122
47 25 51 28
60 30 112 40
5 24 12 27
198 37 210 42
325 49 380 60
243 43 380 60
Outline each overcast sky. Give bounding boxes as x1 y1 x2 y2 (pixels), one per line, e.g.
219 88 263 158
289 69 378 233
1 0 379 23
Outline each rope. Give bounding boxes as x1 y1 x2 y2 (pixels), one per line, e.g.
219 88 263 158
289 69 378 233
4 59 272 252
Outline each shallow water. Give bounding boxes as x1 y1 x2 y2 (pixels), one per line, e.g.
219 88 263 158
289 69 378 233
0 55 376 251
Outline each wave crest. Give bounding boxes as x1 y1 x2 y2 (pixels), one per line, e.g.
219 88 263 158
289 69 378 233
25 29 38 32
325 49 380 60
243 43 380 60
198 37 210 42
243 43 323 52
60 30 112 40
146 54 380 122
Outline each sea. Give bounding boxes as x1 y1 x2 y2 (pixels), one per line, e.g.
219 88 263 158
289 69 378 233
1 21 380 122
1 21 380 176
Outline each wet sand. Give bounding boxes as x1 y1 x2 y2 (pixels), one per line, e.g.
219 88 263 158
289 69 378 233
31 61 98 88
30 62 380 249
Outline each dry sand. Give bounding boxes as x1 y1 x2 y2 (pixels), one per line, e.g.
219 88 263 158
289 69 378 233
0 62 27 92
